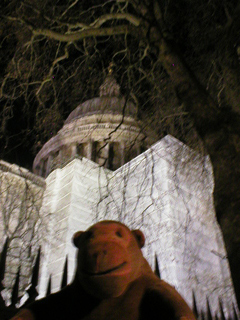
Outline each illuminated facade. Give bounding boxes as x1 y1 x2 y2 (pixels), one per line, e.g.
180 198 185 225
0 73 238 318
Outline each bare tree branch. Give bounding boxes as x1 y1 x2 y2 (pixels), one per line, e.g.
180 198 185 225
32 25 131 42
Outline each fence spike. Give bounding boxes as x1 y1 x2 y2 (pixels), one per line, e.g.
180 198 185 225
31 247 41 288
218 299 225 320
46 276 52 296
61 256 68 289
10 267 20 306
232 303 239 320
206 297 213 320
22 248 41 306
0 237 9 290
24 248 41 305
154 255 161 279
192 290 198 318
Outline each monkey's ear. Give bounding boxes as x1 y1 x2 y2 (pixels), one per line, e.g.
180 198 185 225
132 229 145 248
72 231 84 247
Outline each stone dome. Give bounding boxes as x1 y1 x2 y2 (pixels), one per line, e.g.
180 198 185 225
33 73 156 177
65 76 137 124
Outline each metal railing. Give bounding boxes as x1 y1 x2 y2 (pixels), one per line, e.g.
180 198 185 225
0 238 238 320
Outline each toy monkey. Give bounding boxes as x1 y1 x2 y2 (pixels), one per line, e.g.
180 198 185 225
11 220 196 320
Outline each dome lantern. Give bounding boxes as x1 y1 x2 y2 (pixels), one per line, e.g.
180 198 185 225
99 63 120 97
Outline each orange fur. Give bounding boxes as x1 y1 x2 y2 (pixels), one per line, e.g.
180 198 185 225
10 221 196 320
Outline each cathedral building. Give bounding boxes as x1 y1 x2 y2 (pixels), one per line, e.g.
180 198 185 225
0 70 238 318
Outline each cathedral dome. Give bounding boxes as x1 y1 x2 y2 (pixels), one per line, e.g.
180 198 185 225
65 75 137 124
65 96 137 124
33 72 156 177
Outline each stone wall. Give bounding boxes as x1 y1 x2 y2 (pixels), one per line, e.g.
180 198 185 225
0 161 45 300
36 135 238 318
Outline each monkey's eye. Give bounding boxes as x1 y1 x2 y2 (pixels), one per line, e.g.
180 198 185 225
116 230 123 238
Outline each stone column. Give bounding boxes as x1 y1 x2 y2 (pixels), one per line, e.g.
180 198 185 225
136 144 141 156
120 142 125 166
46 154 53 176
87 141 93 160
71 144 77 158
104 142 110 168
58 150 63 167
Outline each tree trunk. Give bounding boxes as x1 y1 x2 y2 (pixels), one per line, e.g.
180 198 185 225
157 37 240 306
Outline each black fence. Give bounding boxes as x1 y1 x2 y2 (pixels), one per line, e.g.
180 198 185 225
0 238 239 320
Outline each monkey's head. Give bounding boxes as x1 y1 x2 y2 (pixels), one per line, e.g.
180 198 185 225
73 220 145 299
